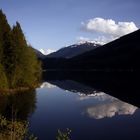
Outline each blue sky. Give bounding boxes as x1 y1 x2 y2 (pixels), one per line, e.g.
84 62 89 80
0 0 140 53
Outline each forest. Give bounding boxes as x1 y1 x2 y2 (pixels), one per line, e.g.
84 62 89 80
0 10 41 90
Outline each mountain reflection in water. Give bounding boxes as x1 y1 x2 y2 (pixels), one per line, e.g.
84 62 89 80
40 80 138 119
1 72 140 140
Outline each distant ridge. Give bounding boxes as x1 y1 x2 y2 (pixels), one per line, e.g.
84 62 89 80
46 42 101 58
42 29 140 70
33 48 46 59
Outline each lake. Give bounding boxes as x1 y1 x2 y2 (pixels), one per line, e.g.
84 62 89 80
1 72 140 140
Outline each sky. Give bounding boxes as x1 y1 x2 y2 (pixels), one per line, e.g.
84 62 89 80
0 0 140 54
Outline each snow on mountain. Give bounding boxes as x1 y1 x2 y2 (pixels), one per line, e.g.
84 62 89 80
39 49 56 55
46 42 102 58
40 82 56 88
77 38 105 46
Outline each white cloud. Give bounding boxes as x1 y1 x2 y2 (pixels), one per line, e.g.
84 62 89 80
81 18 138 44
39 48 56 55
82 18 138 38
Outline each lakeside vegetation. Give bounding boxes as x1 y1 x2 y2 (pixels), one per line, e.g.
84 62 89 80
0 115 71 140
0 90 37 139
0 115 38 140
0 10 41 91
0 90 71 140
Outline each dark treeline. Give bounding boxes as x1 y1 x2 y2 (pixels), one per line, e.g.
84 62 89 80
42 29 140 71
0 10 41 90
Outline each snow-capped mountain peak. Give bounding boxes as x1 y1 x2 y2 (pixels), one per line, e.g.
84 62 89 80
39 49 56 55
77 40 105 46
46 42 102 58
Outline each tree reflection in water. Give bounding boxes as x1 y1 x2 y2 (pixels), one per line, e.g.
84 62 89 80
0 90 37 140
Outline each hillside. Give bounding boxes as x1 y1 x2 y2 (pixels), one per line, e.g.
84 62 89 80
46 42 101 58
69 29 140 70
42 29 140 70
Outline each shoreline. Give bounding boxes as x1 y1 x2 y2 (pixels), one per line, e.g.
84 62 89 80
0 84 40 94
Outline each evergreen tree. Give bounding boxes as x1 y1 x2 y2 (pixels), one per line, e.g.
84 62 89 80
10 23 27 87
0 9 11 89
0 10 41 90
0 64 8 89
11 22 41 88
0 9 11 63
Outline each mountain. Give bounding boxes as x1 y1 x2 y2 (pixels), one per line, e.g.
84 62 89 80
33 41 101 60
43 29 140 70
39 48 56 56
68 29 140 70
32 48 46 59
46 42 101 58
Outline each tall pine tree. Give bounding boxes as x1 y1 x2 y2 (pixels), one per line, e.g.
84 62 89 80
11 22 41 88
0 10 41 90
0 9 10 89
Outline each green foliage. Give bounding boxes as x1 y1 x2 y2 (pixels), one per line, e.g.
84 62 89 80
0 64 8 89
28 134 38 140
0 10 41 90
10 22 41 88
0 90 37 139
0 115 38 140
56 128 71 140
0 115 28 140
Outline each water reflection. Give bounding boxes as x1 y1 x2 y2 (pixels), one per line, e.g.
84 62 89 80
0 90 37 139
78 92 137 119
43 80 100 94
0 78 139 140
86 99 137 119
0 90 37 120
41 81 138 119
40 82 56 89
43 71 140 107
78 91 114 101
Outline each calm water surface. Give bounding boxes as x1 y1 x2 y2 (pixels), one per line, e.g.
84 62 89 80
27 80 140 140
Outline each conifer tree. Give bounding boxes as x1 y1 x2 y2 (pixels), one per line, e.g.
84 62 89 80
11 22 41 88
0 64 8 89
0 9 10 89
0 10 41 89
10 23 27 87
